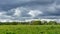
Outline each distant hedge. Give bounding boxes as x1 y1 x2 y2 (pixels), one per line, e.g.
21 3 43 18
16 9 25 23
0 20 59 25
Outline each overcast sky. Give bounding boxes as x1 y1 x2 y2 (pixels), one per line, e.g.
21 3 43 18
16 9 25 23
0 0 60 22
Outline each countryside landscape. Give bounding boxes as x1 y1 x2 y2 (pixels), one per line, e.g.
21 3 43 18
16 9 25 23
0 0 60 34
0 20 60 34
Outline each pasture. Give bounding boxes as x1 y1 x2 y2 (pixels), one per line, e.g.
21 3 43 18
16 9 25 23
0 25 60 34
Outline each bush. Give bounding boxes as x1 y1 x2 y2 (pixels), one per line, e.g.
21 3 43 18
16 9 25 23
43 21 48 25
47 21 57 25
31 20 42 25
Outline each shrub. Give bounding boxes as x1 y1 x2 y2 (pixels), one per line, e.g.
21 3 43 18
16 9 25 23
31 20 42 25
47 21 57 25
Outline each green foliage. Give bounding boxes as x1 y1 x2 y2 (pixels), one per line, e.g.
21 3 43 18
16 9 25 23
43 21 48 25
0 20 59 25
31 20 42 25
0 25 59 34
6 32 15 34
47 21 57 25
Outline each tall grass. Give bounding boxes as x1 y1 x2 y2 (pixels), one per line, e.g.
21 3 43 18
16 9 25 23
0 25 60 34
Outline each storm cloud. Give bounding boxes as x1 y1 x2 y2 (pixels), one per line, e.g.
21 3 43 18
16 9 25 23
0 0 60 22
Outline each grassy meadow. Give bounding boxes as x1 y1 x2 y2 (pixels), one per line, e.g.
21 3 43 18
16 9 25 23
0 25 60 34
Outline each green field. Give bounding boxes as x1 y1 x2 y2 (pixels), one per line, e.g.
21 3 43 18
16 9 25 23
0 25 60 34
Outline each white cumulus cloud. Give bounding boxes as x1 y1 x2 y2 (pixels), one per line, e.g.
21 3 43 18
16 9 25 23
13 8 21 17
28 10 43 17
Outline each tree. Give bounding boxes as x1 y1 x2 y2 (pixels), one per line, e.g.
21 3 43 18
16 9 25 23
31 20 42 25
48 21 57 25
43 21 48 25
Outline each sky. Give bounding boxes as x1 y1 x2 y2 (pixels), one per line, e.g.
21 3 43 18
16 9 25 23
0 0 60 22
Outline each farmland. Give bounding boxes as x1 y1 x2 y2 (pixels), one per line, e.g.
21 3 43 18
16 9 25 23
0 25 60 34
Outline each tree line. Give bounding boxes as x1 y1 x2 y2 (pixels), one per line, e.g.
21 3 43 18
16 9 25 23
0 20 60 25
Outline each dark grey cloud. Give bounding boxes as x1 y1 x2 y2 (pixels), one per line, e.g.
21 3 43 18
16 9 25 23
0 0 60 22
0 0 55 10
